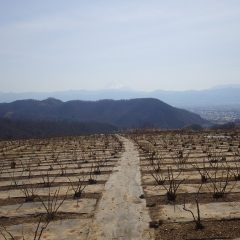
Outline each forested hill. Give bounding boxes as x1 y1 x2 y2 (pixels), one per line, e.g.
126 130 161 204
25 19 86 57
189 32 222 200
0 98 208 132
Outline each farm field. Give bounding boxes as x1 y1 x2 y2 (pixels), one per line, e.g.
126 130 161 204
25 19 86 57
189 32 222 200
130 130 240 239
0 135 123 239
1 130 240 239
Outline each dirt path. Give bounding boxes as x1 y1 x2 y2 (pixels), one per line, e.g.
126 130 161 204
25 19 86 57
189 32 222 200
87 135 154 240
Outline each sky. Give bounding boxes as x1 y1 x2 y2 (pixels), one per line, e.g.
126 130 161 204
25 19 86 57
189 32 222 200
0 0 240 92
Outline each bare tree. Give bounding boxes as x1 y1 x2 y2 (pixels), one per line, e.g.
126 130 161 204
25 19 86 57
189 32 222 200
183 197 204 230
0 215 50 240
41 171 58 188
148 154 166 186
33 215 50 240
183 185 204 230
68 174 87 199
171 148 190 170
38 186 69 221
162 167 185 201
88 163 97 184
193 158 209 183
16 180 37 202
206 163 236 199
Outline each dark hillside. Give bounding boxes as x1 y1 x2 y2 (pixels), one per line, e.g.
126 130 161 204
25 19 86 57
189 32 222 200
0 119 117 140
0 98 208 130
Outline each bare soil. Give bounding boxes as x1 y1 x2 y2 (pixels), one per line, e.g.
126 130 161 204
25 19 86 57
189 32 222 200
87 136 154 240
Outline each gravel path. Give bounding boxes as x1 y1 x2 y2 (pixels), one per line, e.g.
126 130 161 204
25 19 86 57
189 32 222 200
88 135 154 240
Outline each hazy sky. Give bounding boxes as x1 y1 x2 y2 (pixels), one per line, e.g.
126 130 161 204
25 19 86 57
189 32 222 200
1 0 240 92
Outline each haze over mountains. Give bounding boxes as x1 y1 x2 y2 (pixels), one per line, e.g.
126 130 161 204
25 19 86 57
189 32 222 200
0 85 240 107
1 85 239 139
0 98 207 132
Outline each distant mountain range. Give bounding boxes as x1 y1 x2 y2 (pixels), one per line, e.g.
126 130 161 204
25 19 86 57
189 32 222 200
1 85 240 107
0 98 208 131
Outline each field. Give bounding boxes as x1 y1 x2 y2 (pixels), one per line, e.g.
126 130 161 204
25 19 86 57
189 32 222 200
130 130 240 239
0 130 240 239
0 135 123 239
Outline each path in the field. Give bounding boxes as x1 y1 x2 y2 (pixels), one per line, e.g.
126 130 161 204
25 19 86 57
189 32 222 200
87 135 154 240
